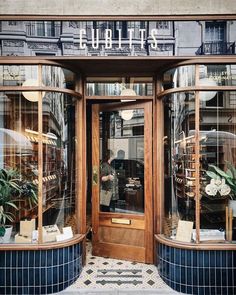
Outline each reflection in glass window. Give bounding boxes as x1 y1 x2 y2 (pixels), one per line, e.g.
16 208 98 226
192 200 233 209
42 93 76 243
99 109 144 214
0 92 38 244
163 92 196 241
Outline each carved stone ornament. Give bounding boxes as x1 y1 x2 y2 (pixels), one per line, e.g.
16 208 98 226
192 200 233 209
3 40 24 47
28 42 58 50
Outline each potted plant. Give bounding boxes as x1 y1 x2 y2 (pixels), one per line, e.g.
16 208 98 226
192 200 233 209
0 167 38 242
206 162 236 216
0 183 18 242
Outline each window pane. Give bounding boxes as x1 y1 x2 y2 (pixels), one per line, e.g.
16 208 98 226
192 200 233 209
42 92 76 243
199 91 236 243
100 109 144 214
0 92 38 244
163 92 196 242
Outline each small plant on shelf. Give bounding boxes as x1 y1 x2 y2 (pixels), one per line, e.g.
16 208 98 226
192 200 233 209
0 169 20 237
205 162 236 199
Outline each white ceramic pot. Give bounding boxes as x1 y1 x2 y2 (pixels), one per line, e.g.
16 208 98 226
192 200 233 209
0 225 13 243
228 199 236 217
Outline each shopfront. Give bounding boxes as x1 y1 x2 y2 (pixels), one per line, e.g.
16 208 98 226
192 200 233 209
0 19 236 295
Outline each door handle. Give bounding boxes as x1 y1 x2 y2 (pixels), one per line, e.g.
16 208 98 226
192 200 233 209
93 165 98 185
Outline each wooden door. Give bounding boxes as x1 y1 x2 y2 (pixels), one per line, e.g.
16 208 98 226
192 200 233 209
91 101 153 263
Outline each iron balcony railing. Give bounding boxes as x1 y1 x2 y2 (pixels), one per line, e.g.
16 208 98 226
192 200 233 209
197 41 235 55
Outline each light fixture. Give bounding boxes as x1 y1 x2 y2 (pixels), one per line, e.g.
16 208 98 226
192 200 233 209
120 109 134 121
199 78 217 102
22 79 45 102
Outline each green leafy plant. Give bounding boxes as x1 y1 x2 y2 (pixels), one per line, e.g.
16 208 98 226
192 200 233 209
206 162 236 199
0 167 38 237
0 183 18 237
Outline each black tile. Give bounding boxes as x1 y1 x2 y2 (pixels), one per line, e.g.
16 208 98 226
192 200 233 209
63 248 69 263
40 267 46 286
29 251 35 267
52 284 60 294
53 249 59 265
84 279 92 285
40 286 47 294
40 250 47 267
0 287 5 294
147 280 155 286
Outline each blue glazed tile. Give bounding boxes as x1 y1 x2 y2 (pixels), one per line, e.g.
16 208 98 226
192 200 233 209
47 249 53 266
58 265 64 282
5 267 10 285
59 249 64 265
5 251 11 267
186 285 193 295
216 286 223 295
197 251 204 267
174 282 181 292
198 267 204 287
209 268 216 286
22 251 29 266
209 251 216 267
46 267 53 285
29 251 35 267
0 269 4 286
210 286 217 294
23 268 30 286
34 268 40 286
52 284 60 294
204 268 210 286
40 286 47 294
180 266 186 284
64 247 69 263
17 251 23 267
40 268 46 286
192 286 199 294
192 251 198 266
227 251 233 268
0 252 5 267
0 287 5 294
11 251 17 268
186 249 192 267
46 285 53 294
12 267 17 286
4 287 12 294
52 265 59 284
53 249 59 265
40 251 47 267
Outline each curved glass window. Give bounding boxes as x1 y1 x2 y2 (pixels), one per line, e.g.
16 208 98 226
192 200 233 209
42 66 75 90
199 91 236 240
0 65 38 86
163 65 195 90
0 64 78 244
163 64 236 244
199 64 236 86
163 91 196 241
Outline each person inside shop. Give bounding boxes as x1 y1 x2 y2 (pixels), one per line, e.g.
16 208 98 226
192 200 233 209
100 149 119 212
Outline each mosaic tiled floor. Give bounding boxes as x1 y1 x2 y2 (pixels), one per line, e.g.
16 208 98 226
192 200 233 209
63 241 179 294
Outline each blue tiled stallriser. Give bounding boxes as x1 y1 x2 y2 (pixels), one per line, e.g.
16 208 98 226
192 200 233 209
157 243 236 295
0 242 83 294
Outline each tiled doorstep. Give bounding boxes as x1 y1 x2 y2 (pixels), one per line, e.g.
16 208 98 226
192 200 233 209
62 242 180 294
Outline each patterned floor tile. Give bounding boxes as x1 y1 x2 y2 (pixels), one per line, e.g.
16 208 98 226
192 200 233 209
64 241 178 293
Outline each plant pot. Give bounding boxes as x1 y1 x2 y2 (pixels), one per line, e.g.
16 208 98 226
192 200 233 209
0 225 13 243
228 199 236 217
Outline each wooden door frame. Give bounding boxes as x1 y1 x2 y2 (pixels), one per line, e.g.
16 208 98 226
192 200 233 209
91 100 153 263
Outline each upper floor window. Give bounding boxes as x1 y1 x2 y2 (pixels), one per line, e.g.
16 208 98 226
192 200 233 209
26 21 61 37
205 21 226 42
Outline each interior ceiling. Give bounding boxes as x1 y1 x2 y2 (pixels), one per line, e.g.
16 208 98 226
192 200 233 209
50 57 188 76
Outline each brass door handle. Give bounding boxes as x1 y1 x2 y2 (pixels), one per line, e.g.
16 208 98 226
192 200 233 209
93 165 98 185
